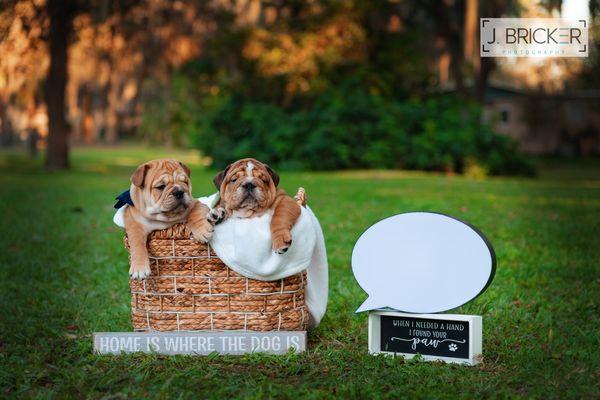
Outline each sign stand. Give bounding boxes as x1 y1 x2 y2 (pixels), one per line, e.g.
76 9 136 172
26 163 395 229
368 311 482 365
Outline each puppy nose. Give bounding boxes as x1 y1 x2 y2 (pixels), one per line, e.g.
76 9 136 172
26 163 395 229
173 189 184 199
242 182 256 191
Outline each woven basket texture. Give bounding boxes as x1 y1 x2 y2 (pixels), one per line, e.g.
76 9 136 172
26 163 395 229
126 223 308 332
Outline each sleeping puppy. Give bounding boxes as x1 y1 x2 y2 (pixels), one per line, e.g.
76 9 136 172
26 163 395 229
124 159 221 279
213 158 301 254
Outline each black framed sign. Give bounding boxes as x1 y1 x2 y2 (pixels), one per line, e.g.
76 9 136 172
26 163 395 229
368 311 482 365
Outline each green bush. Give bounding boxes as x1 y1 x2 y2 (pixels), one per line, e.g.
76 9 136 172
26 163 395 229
138 2 535 176
190 86 535 176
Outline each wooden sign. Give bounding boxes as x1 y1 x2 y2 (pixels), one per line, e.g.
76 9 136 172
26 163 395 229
368 311 482 365
93 331 306 355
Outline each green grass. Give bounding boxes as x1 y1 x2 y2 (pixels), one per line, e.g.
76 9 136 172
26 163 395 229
1 147 598 399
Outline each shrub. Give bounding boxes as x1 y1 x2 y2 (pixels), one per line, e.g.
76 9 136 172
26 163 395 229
190 86 535 176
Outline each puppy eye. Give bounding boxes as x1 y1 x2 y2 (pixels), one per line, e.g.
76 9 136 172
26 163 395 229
155 185 166 190
229 177 238 183
261 175 269 183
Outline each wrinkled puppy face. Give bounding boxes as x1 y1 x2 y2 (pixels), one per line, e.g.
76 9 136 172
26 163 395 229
130 159 194 221
213 158 279 216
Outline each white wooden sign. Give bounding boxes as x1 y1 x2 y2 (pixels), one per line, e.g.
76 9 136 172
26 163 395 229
93 331 306 355
369 311 482 365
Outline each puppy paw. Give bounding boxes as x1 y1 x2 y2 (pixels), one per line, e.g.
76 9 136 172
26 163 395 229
294 187 306 206
129 262 151 280
190 219 214 243
272 230 292 254
207 207 226 225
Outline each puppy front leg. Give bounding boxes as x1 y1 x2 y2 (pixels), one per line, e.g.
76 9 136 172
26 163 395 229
124 211 151 280
271 195 301 254
187 200 219 243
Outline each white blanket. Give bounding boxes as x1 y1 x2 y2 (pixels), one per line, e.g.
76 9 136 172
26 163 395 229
114 194 328 328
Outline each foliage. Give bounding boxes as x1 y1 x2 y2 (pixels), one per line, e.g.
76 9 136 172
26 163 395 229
0 148 598 398
140 76 199 147
140 0 534 176
188 84 535 175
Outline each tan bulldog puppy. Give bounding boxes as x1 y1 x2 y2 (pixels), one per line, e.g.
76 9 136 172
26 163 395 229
213 158 301 254
124 159 223 279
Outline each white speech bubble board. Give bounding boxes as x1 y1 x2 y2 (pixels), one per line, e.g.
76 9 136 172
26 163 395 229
352 212 495 314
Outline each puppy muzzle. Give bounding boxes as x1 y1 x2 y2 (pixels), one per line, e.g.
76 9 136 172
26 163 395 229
161 190 192 212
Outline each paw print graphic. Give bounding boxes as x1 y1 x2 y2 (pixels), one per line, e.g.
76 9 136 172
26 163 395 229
448 343 458 352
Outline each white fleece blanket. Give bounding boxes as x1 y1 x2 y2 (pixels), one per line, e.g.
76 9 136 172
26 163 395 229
113 193 328 328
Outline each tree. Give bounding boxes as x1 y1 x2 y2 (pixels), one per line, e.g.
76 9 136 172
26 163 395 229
44 0 75 170
0 0 47 147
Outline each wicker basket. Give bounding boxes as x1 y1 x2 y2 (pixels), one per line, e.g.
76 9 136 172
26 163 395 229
126 224 308 332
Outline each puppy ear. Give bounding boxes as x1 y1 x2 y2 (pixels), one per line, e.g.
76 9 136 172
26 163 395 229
179 161 191 177
213 165 230 191
131 163 149 187
265 164 280 187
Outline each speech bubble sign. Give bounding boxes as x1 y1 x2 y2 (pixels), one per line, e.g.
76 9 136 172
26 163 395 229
352 212 495 314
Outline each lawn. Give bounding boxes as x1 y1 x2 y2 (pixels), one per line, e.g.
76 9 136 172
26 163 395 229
0 147 598 399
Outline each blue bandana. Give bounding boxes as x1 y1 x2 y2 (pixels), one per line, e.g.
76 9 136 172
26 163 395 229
114 189 134 209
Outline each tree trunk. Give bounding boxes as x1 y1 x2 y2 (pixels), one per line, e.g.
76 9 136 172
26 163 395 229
44 0 73 170
104 75 120 144
432 1 467 98
475 56 494 103
449 43 465 97
475 0 510 102
0 100 14 147
464 0 478 64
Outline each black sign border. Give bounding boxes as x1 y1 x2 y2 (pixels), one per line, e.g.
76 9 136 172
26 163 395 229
352 211 497 313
